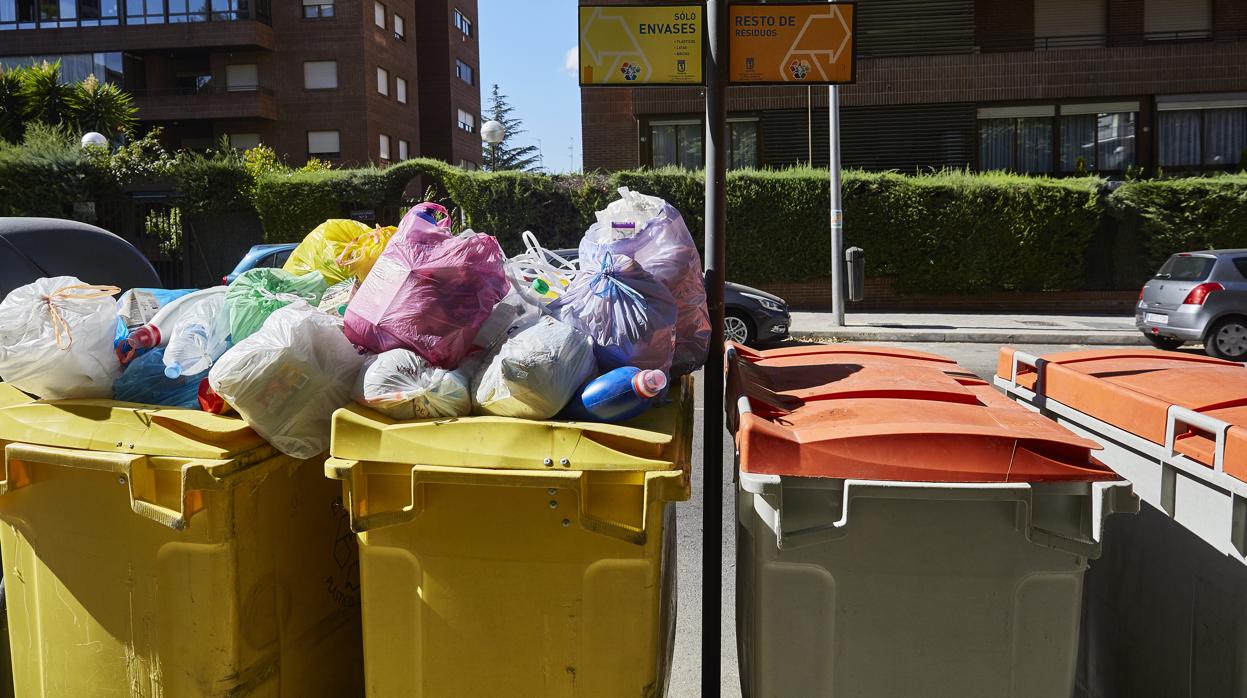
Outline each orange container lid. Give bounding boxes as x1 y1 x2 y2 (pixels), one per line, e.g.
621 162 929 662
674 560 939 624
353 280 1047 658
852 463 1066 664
728 342 1112 483
996 347 1247 480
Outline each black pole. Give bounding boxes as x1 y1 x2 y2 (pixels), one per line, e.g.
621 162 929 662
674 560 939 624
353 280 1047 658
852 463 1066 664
702 0 727 694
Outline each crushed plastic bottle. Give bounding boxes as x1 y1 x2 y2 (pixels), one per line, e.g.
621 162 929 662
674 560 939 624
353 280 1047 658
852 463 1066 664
162 293 230 378
561 366 667 423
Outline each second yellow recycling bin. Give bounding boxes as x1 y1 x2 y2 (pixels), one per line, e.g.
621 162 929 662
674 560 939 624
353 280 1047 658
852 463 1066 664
326 375 694 697
0 391 364 697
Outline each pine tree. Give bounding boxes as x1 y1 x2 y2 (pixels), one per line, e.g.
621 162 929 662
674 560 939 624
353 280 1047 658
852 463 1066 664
481 84 541 172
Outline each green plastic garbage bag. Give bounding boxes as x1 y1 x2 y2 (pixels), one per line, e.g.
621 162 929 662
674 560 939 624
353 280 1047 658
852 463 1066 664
225 268 327 342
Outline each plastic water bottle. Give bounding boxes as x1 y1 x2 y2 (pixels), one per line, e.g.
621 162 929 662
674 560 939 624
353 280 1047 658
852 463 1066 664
562 367 667 423
163 295 230 378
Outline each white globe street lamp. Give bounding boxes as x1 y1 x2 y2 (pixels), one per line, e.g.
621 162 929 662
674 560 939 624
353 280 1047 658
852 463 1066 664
481 120 505 145
81 132 108 148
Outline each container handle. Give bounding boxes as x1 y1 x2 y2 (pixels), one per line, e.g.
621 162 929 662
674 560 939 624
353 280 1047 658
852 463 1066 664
328 460 683 545
2 443 226 530
1165 405 1231 472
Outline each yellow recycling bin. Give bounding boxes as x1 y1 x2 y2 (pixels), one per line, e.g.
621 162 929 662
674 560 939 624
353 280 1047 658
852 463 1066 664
326 375 694 698
0 395 364 697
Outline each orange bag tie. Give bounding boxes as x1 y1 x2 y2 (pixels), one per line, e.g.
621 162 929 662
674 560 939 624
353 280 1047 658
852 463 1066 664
335 226 387 269
42 283 121 351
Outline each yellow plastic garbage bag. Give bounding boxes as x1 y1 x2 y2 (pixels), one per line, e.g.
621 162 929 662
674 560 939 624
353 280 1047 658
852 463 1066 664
283 219 397 285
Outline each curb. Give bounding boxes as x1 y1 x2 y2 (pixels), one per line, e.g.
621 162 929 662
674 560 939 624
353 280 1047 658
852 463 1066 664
791 329 1148 345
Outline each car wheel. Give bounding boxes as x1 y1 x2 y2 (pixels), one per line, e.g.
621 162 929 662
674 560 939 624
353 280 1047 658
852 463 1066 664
1144 334 1184 351
1207 317 1247 361
725 311 756 346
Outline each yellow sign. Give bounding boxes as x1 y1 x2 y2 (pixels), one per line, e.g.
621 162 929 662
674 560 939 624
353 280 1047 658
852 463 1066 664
729 2 856 85
579 4 704 86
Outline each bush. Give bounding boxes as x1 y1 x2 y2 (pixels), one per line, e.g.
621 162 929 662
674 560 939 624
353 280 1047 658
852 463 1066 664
1110 175 1247 282
0 123 113 218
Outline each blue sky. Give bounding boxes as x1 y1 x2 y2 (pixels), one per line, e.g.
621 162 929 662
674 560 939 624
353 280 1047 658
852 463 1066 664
478 0 583 172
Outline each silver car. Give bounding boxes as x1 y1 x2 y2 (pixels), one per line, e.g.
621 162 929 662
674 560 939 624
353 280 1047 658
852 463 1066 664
1136 250 1247 360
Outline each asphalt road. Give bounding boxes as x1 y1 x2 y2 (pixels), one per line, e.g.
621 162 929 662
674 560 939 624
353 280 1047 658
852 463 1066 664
665 341 1137 697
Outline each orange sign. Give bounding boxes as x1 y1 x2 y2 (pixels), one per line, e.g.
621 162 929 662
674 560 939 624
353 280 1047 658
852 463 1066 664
729 3 856 85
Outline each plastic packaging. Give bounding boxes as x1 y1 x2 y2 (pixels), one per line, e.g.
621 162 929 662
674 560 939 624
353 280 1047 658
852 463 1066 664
395 201 452 238
472 315 597 420
581 188 710 374
471 291 541 352
116 288 194 329
226 268 327 343
0 277 122 399
283 219 397 285
561 367 667 423
163 292 230 378
552 252 678 374
508 230 576 306
112 348 207 408
319 277 358 317
208 301 365 459
116 286 228 364
344 227 509 368
354 348 473 419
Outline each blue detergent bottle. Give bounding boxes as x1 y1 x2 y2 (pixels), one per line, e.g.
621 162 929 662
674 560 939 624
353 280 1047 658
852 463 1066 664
563 367 668 423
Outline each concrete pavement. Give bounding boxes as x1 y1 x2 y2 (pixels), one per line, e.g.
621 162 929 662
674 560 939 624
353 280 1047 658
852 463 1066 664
790 311 1147 345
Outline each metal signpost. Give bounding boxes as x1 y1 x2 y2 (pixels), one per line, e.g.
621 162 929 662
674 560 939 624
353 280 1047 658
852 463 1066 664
580 3 853 692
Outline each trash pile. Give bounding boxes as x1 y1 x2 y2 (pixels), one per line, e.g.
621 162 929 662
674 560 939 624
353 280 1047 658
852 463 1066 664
0 190 708 459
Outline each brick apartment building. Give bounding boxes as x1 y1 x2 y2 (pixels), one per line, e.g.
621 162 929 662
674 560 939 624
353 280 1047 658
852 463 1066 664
582 0 1247 177
0 0 483 167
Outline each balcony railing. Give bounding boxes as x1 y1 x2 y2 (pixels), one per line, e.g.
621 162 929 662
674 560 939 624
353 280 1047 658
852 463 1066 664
133 83 274 97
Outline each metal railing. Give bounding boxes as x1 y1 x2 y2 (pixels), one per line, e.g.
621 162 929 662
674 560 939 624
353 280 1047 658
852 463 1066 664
132 84 274 98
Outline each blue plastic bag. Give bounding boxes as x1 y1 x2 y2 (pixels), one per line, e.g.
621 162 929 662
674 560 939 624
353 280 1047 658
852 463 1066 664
112 348 206 408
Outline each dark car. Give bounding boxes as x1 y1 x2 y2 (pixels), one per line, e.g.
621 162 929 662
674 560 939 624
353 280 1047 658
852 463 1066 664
0 217 162 297
546 248 790 346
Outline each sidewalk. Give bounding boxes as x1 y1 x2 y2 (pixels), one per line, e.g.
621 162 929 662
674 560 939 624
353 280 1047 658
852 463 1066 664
789 312 1147 345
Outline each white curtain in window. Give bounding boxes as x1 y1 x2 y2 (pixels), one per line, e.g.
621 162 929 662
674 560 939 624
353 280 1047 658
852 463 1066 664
678 123 702 169
978 119 1014 171
1204 108 1247 166
1097 112 1136 171
651 125 678 167
1059 114 1096 171
308 130 340 155
729 121 758 170
303 61 337 89
1017 118 1052 173
1159 110 1201 166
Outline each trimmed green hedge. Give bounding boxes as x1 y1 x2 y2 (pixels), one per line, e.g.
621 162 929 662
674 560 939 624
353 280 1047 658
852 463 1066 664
253 160 428 241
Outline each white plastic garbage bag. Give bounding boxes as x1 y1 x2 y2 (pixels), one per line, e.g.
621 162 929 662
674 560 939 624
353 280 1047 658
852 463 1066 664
208 301 365 459
0 276 122 399
355 348 472 419
472 315 596 420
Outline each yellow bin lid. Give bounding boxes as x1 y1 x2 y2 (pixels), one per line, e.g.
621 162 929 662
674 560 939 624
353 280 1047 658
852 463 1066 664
330 375 695 473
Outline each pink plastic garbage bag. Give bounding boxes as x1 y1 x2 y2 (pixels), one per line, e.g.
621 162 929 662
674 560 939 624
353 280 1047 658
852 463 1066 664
344 226 509 368
396 201 452 238
553 252 677 374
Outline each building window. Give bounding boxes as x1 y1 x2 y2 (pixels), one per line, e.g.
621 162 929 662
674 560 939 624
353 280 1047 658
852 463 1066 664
457 109 475 133
395 76 407 104
379 133 391 161
978 118 1053 173
459 159 478 170
1057 103 1138 172
372 0 383 28
0 53 123 84
225 63 258 91
124 0 165 25
650 121 703 169
376 66 388 96
979 104 1140 173
1144 0 1211 40
1159 103 1247 168
308 130 340 159
398 139 409 161
303 60 337 89
729 121 759 170
393 13 403 40
453 8 471 36
167 0 209 23
302 0 332 18
1033 0 1105 49
228 133 260 150
455 59 474 85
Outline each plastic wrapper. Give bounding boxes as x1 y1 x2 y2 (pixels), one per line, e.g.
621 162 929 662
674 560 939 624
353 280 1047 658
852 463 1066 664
396 201 452 238
112 348 206 408
0 276 122 399
225 267 327 343
552 252 677 374
354 348 472 419
319 277 358 317
116 288 194 329
472 315 597 419
284 219 397 285
208 302 365 459
344 228 508 368
580 188 710 374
